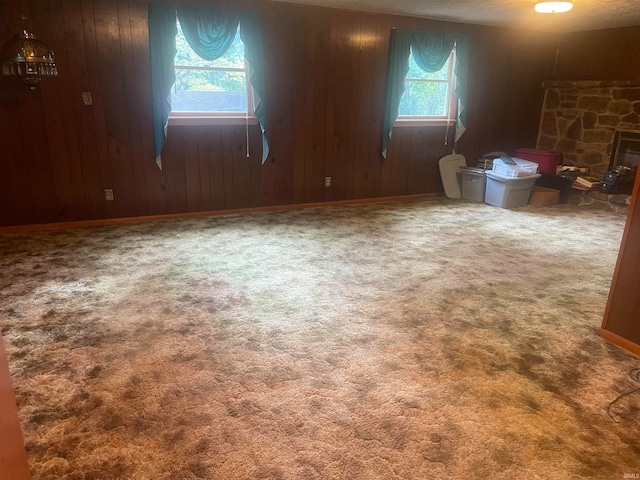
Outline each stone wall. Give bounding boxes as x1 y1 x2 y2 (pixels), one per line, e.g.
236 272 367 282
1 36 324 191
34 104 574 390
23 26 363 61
536 81 640 177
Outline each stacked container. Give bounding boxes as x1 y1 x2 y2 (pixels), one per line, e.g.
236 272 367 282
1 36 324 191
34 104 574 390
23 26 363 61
460 167 487 202
485 157 541 208
515 149 562 174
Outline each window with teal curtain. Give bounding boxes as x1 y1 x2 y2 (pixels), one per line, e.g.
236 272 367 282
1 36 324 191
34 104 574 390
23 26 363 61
148 4 270 168
381 29 468 160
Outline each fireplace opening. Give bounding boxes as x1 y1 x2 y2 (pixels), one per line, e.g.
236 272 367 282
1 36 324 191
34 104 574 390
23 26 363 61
607 129 640 194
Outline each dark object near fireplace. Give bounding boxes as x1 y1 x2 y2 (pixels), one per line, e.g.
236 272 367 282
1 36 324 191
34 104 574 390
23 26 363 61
599 168 634 194
606 129 640 194
535 172 573 203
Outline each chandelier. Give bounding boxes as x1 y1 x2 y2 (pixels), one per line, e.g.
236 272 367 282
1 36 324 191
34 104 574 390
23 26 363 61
1 19 57 90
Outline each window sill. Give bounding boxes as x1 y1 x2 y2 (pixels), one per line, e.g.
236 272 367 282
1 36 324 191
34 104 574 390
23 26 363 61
168 115 258 126
394 119 456 128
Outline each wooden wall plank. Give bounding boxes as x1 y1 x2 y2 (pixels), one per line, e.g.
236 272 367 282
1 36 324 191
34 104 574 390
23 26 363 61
204 128 227 211
117 0 149 217
260 4 294 207
0 3 31 226
194 126 212 212
290 7 308 205
61 0 105 220
128 0 167 215
163 126 187 214
221 126 236 208
310 14 330 203
363 16 390 199
555 26 640 81
322 15 337 201
325 13 353 202
352 16 382 200
92 0 138 217
231 127 252 208
183 129 202 212
80 0 115 216
249 124 263 208
36 0 89 221
345 15 364 200
16 86 58 223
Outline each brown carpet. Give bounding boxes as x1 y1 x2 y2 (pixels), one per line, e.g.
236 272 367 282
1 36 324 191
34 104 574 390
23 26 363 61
1 197 639 480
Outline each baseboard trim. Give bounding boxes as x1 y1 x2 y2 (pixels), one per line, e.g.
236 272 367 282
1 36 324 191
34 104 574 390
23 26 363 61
598 328 640 358
0 194 438 233
0 334 31 479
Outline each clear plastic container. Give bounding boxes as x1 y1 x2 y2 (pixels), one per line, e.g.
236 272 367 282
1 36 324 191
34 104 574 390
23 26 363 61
485 171 541 208
491 157 538 178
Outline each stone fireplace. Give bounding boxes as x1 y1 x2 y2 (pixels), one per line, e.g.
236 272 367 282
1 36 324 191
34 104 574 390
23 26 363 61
536 81 640 178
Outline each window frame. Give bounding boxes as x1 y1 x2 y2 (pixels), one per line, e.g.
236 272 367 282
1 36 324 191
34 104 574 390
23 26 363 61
395 49 457 128
168 24 257 127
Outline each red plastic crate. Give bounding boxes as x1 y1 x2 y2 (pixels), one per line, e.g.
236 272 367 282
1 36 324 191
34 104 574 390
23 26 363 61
515 148 562 174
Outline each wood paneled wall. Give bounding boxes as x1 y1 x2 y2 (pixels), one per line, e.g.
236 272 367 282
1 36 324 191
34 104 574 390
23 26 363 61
554 25 640 80
0 0 558 227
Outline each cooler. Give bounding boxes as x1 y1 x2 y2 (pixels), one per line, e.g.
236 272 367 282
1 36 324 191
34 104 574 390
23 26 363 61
515 148 563 174
485 171 541 208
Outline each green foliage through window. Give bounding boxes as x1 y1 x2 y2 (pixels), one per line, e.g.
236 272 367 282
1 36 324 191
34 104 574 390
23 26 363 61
172 21 249 114
398 49 454 118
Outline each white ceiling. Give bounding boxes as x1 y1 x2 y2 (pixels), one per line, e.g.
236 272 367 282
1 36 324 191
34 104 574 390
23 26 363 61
265 0 640 32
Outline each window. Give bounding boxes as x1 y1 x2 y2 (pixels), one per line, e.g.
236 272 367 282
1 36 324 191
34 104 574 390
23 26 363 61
396 49 456 124
170 21 254 124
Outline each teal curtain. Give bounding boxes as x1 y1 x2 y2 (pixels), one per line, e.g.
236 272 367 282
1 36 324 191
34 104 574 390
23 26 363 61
381 29 411 160
453 36 469 146
240 13 269 164
148 4 177 170
381 29 468 159
176 6 270 164
176 6 240 60
410 32 455 72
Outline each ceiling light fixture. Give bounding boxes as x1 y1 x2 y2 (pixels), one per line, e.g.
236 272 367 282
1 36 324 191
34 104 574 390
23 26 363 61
535 1 573 13
1 16 57 90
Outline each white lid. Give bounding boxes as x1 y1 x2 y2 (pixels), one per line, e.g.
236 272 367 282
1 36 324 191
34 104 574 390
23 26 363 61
438 154 467 198
493 157 538 168
486 170 541 181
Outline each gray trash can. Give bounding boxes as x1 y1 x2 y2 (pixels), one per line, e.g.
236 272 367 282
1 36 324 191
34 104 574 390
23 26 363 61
461 167 487 202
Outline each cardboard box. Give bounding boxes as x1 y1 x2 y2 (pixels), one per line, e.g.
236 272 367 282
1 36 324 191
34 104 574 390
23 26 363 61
528 186 560 207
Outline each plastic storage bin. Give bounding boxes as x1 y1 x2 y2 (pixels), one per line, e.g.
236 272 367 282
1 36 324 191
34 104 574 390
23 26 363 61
492 157 538 178
515 149 562 174
485 171 541 208
460 167 486 202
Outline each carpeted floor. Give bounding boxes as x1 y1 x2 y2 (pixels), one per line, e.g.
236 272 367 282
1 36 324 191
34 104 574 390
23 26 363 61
1 197 639 480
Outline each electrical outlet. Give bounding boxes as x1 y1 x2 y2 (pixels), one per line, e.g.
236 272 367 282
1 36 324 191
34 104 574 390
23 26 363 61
104 189 114 201
324 176 332 187
82 92 93 105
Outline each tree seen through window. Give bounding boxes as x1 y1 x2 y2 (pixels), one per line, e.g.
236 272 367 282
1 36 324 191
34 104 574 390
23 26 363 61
398 49 454 119
172 21 249 114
